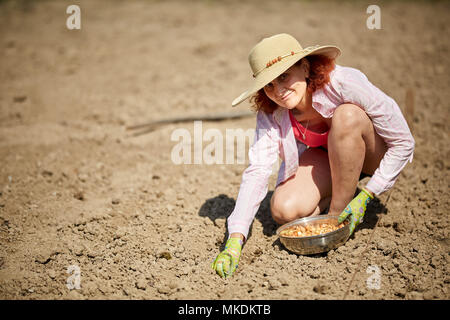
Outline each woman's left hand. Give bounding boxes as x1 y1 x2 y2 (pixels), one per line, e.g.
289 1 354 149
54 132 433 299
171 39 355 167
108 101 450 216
338 188 374 235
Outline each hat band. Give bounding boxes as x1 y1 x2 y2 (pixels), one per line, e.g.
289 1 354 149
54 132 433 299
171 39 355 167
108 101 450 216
252 45 321 78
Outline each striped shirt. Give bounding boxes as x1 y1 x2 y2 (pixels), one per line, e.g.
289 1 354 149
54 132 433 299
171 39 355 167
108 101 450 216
227 64 415 239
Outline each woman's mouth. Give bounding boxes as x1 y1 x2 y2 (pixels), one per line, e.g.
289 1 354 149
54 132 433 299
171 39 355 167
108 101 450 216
281 90 293 101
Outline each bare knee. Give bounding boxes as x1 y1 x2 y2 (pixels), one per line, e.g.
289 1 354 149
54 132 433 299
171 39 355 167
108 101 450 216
270 193 316 225
331 104 367 136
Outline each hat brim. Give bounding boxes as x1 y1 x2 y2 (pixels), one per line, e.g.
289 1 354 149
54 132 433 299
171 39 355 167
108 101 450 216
232 45 341 107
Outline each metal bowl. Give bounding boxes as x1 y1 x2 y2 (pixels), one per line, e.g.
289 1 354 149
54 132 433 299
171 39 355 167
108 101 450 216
276 215 351 255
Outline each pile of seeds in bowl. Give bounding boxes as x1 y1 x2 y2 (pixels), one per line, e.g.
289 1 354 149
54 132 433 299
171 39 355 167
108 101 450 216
280 221 348 237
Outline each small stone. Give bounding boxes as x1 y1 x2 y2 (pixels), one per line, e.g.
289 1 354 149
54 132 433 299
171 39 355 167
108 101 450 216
157 285 171 294
71 244 84 256
114 228 126 239
278 275 290 287
268 279 281 290
136 279 147 290
73 191 84 201
78 173 88 182
111 198 120 205
48 270 57 279
41 170 53 177
313 284 330 295
35 254 52 264
159 252 172 260
168 281 178 290
85 247 97 258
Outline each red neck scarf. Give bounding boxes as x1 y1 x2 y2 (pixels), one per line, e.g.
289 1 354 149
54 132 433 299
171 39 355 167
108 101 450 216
288 110 329 149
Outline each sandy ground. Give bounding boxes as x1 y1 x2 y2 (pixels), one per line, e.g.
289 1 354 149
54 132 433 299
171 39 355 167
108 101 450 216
0 0 449 300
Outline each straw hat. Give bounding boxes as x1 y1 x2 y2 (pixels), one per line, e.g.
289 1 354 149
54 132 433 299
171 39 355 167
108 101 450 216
232 33 341 107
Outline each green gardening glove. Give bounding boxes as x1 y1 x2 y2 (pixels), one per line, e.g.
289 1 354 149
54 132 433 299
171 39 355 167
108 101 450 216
338 188 374 235
211 238 243 279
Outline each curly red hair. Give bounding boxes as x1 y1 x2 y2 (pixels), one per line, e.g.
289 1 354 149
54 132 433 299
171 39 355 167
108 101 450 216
250 54 336 113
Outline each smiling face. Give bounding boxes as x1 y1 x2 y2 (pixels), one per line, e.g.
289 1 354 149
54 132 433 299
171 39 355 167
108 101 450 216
263 59 310 110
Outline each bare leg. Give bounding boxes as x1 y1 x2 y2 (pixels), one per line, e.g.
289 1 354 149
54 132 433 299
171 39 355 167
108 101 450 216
270 147 332 225
327 104 387 216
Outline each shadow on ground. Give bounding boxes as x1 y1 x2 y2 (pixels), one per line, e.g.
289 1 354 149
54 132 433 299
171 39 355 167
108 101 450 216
198 187 388 253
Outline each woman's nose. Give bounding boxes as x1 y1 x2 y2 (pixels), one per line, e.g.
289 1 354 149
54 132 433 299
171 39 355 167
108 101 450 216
273 82 285 96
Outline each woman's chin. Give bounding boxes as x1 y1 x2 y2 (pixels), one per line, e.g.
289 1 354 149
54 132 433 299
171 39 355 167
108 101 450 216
281 102 298 110
281 97 300 110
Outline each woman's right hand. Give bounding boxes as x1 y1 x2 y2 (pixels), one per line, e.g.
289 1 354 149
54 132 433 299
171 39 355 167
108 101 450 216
211 237 243 279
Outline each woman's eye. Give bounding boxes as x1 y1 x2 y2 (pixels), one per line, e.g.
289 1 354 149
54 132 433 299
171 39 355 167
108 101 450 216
264 83 274 90
279 73 288 81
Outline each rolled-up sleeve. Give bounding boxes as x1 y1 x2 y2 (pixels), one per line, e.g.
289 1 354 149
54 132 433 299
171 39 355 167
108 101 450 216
338 67 415 195
227 111 280 239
